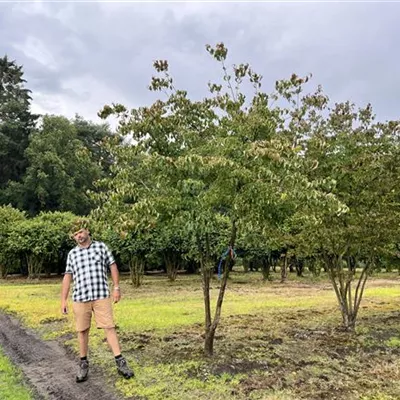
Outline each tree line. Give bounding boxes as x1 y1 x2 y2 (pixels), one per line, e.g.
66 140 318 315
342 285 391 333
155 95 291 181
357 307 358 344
1 44 400 355
0 55 119 216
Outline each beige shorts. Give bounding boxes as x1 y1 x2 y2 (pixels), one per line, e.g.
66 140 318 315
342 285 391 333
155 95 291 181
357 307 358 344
73 297 115 332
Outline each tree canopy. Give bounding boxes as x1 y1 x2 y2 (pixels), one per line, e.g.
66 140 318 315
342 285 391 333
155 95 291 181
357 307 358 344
0 56 38 192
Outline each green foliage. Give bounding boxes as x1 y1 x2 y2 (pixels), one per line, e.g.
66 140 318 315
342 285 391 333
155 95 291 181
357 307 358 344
96 43 344 268
96 42 346 355
0 205 26 278
7 211 76 278
99 227 154 287
73 114 120 174
294 98 400 329
8 115 102 215
0 56 38 192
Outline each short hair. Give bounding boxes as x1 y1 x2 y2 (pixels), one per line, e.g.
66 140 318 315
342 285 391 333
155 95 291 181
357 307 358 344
69 218 90 237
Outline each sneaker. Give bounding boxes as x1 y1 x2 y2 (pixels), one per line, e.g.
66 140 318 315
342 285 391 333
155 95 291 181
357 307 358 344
76 359 89 383
116 356 134 379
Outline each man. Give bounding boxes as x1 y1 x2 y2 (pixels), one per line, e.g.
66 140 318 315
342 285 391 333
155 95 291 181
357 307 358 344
61 219 134 382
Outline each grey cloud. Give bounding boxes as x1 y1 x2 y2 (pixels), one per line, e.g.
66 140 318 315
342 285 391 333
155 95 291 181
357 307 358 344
0 2 399 122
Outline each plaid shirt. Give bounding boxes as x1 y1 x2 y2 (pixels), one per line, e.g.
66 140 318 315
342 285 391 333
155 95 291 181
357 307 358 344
65 241 115 302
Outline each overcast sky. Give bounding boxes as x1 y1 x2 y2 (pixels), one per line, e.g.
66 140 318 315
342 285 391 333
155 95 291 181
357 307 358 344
1 1 399 125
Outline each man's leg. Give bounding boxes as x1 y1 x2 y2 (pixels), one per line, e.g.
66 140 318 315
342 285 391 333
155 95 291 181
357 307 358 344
73 302 92 383
78 328 90 357
104 327 121 355
104 329 134 378
93 299 134 379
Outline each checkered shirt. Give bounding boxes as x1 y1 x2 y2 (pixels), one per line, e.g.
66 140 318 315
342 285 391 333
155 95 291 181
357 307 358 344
65 241 115 302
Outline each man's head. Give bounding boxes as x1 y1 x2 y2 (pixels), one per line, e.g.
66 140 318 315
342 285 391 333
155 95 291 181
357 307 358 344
70 218 91 246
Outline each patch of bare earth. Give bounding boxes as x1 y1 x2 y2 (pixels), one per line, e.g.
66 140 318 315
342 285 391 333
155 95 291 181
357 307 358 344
121 306 400 400
0 312 124 400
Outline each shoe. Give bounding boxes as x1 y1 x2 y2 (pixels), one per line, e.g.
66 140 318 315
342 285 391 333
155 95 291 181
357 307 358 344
76 359 89 383
116 356 134 379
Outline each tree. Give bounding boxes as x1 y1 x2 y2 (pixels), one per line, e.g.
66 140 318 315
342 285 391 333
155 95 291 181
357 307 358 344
0 56 37 192
237 228 283 281
288 93 400 330
97 43 343 356
7 211 76 279
311 107 399 330
9 115 102 215
0 205 26 278
99 226 154 288
73 114 120 174
154 220 191 281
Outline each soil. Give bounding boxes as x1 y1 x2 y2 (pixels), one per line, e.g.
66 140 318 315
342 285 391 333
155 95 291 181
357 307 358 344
0 312 123 400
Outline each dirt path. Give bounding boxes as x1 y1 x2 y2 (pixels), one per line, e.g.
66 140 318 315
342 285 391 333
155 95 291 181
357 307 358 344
0 312 123 400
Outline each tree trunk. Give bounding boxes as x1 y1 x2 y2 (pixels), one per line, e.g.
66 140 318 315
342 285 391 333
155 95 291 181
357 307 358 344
26 254 43 279
202 264 213 356
295 259 304 277
325 253 371 331
288 259 295 273
164 253 178 282
130 256 144 287
261 259 271 281
280 253 288 283
204 328 216 356
0 264 7 279
202 221 237 357
242 259 249 273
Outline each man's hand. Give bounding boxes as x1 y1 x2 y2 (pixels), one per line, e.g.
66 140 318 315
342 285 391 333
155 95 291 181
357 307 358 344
113 287 121 303
61 274 71 315
61 302 68 314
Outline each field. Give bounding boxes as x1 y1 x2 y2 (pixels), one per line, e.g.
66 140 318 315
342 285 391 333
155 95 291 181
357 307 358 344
1 271 400 400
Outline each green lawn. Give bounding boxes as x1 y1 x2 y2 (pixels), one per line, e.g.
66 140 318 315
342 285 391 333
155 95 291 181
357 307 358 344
0 272 338 332
1 271 400 400
0 347 33 400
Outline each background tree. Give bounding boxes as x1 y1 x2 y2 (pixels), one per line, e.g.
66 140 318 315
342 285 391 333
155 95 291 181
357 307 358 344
7 211 76 279
8 115 102 215
99 225 154 288
73 114 120 174
0 205 26 278
293 97 400 330
0 56 38 197
152 220 189 282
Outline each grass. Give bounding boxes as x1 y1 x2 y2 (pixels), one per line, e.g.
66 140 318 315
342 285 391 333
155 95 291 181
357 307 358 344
0 347 33 400
0 273 337 334
1 270 400 399
385 337 400 348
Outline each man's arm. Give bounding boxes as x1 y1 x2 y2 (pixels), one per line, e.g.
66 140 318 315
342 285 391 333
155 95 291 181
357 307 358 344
110 263 121 303
61 273 72 314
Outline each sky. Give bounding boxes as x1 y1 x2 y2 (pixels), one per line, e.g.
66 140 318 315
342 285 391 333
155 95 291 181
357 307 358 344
1 1 399 126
